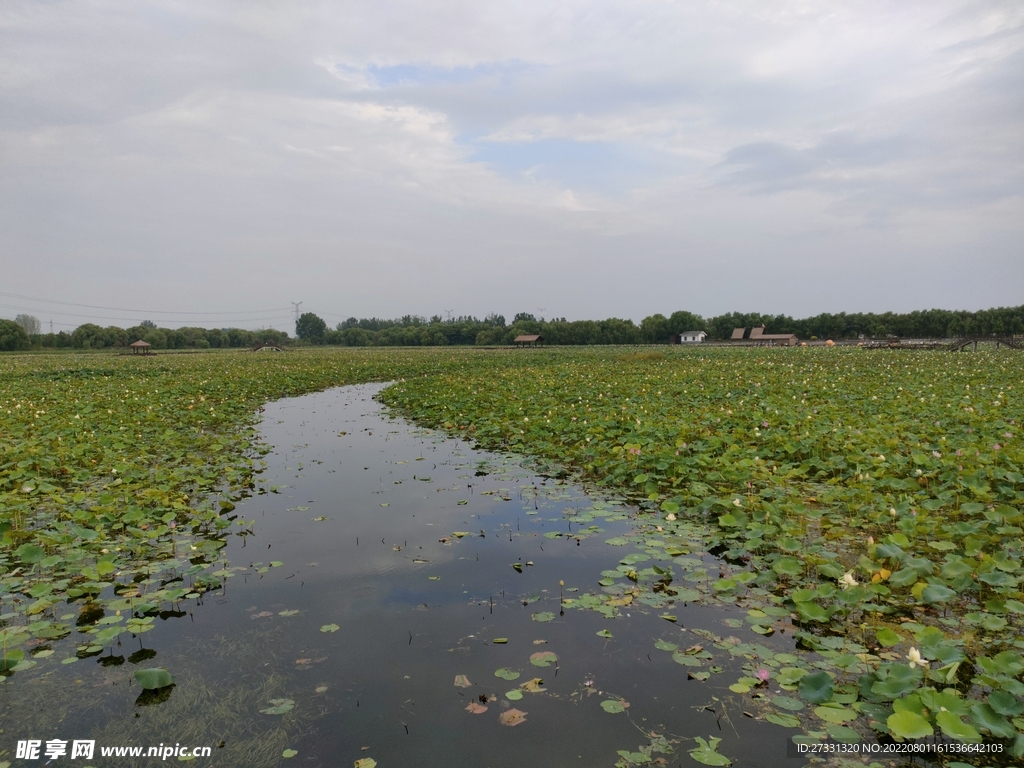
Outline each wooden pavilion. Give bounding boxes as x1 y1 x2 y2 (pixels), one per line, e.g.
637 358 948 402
513 334 544 348
129 340 152 355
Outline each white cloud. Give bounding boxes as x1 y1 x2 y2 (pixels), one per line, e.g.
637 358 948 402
0 0 1020 324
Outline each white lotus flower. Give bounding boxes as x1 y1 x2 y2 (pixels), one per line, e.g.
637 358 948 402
906 647 928 669
839 572 858 589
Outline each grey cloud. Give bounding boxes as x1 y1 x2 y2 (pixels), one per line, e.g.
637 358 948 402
0 0 1021 325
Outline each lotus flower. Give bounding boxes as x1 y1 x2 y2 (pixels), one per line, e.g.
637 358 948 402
839 572 858 589
906 647 928 669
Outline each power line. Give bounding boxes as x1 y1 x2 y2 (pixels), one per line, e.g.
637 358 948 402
0 303 292 326
0 291 292 316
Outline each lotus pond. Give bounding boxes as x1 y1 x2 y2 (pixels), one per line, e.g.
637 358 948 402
1 347 1023 767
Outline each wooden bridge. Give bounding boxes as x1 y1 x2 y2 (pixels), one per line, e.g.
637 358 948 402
948 335 1022 351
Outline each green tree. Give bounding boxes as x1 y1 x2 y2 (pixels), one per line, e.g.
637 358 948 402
295 312 327 343
14 314 40 335
639 313 670 343
71 323 108 348
666 311 706 336
343 327 372 346
143 329 168 349
0 319 31 351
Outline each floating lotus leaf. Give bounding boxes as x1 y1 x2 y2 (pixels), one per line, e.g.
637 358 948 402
134 668 174 690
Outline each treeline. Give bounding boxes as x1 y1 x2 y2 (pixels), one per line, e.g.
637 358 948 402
297 305 1024 346
294 312 686 346
704 306 1024 341
2 304 1022 352
0 321 290 352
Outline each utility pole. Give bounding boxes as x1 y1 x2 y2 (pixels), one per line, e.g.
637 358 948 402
291 302 303 326
49 320 53 334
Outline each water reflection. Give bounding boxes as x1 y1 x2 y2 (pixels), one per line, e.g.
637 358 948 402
1 384 802 767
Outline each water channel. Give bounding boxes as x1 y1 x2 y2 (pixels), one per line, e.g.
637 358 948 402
3 384 803 767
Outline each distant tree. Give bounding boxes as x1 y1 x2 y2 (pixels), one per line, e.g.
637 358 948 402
513 312 537 324
14 314 41 335
225 328 255 347
475 328 503 346
71 323 108 349
104 326 130 347
0 319 31 351
343 327 372 346
165 329 186 349
640 314 670 343
256 328 290 346
140 319 157 329
599 318 642 344
666 311 706 335
143 329 168 349
295 312 327 343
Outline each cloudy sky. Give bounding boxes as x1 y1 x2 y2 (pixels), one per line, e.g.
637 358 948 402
1 0 1021 331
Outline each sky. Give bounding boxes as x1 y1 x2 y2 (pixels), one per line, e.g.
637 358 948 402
1 0 1022 331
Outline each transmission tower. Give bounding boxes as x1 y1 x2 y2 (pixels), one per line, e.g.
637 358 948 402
291 302 303 325
445 309 454 322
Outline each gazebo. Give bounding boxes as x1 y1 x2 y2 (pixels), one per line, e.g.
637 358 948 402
129 339 152 355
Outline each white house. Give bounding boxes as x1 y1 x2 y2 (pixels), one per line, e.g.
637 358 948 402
675 331 707 344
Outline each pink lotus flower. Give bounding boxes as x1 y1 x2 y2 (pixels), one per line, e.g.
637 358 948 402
756 668 770 684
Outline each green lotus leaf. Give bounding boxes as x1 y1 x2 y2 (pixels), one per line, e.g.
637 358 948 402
688 736 731 766
970 703 1016 739
134 668 174 690
875 628 901 647
887 710 933 740
798 672 834 704
921 584 956 603
935 711 982 743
